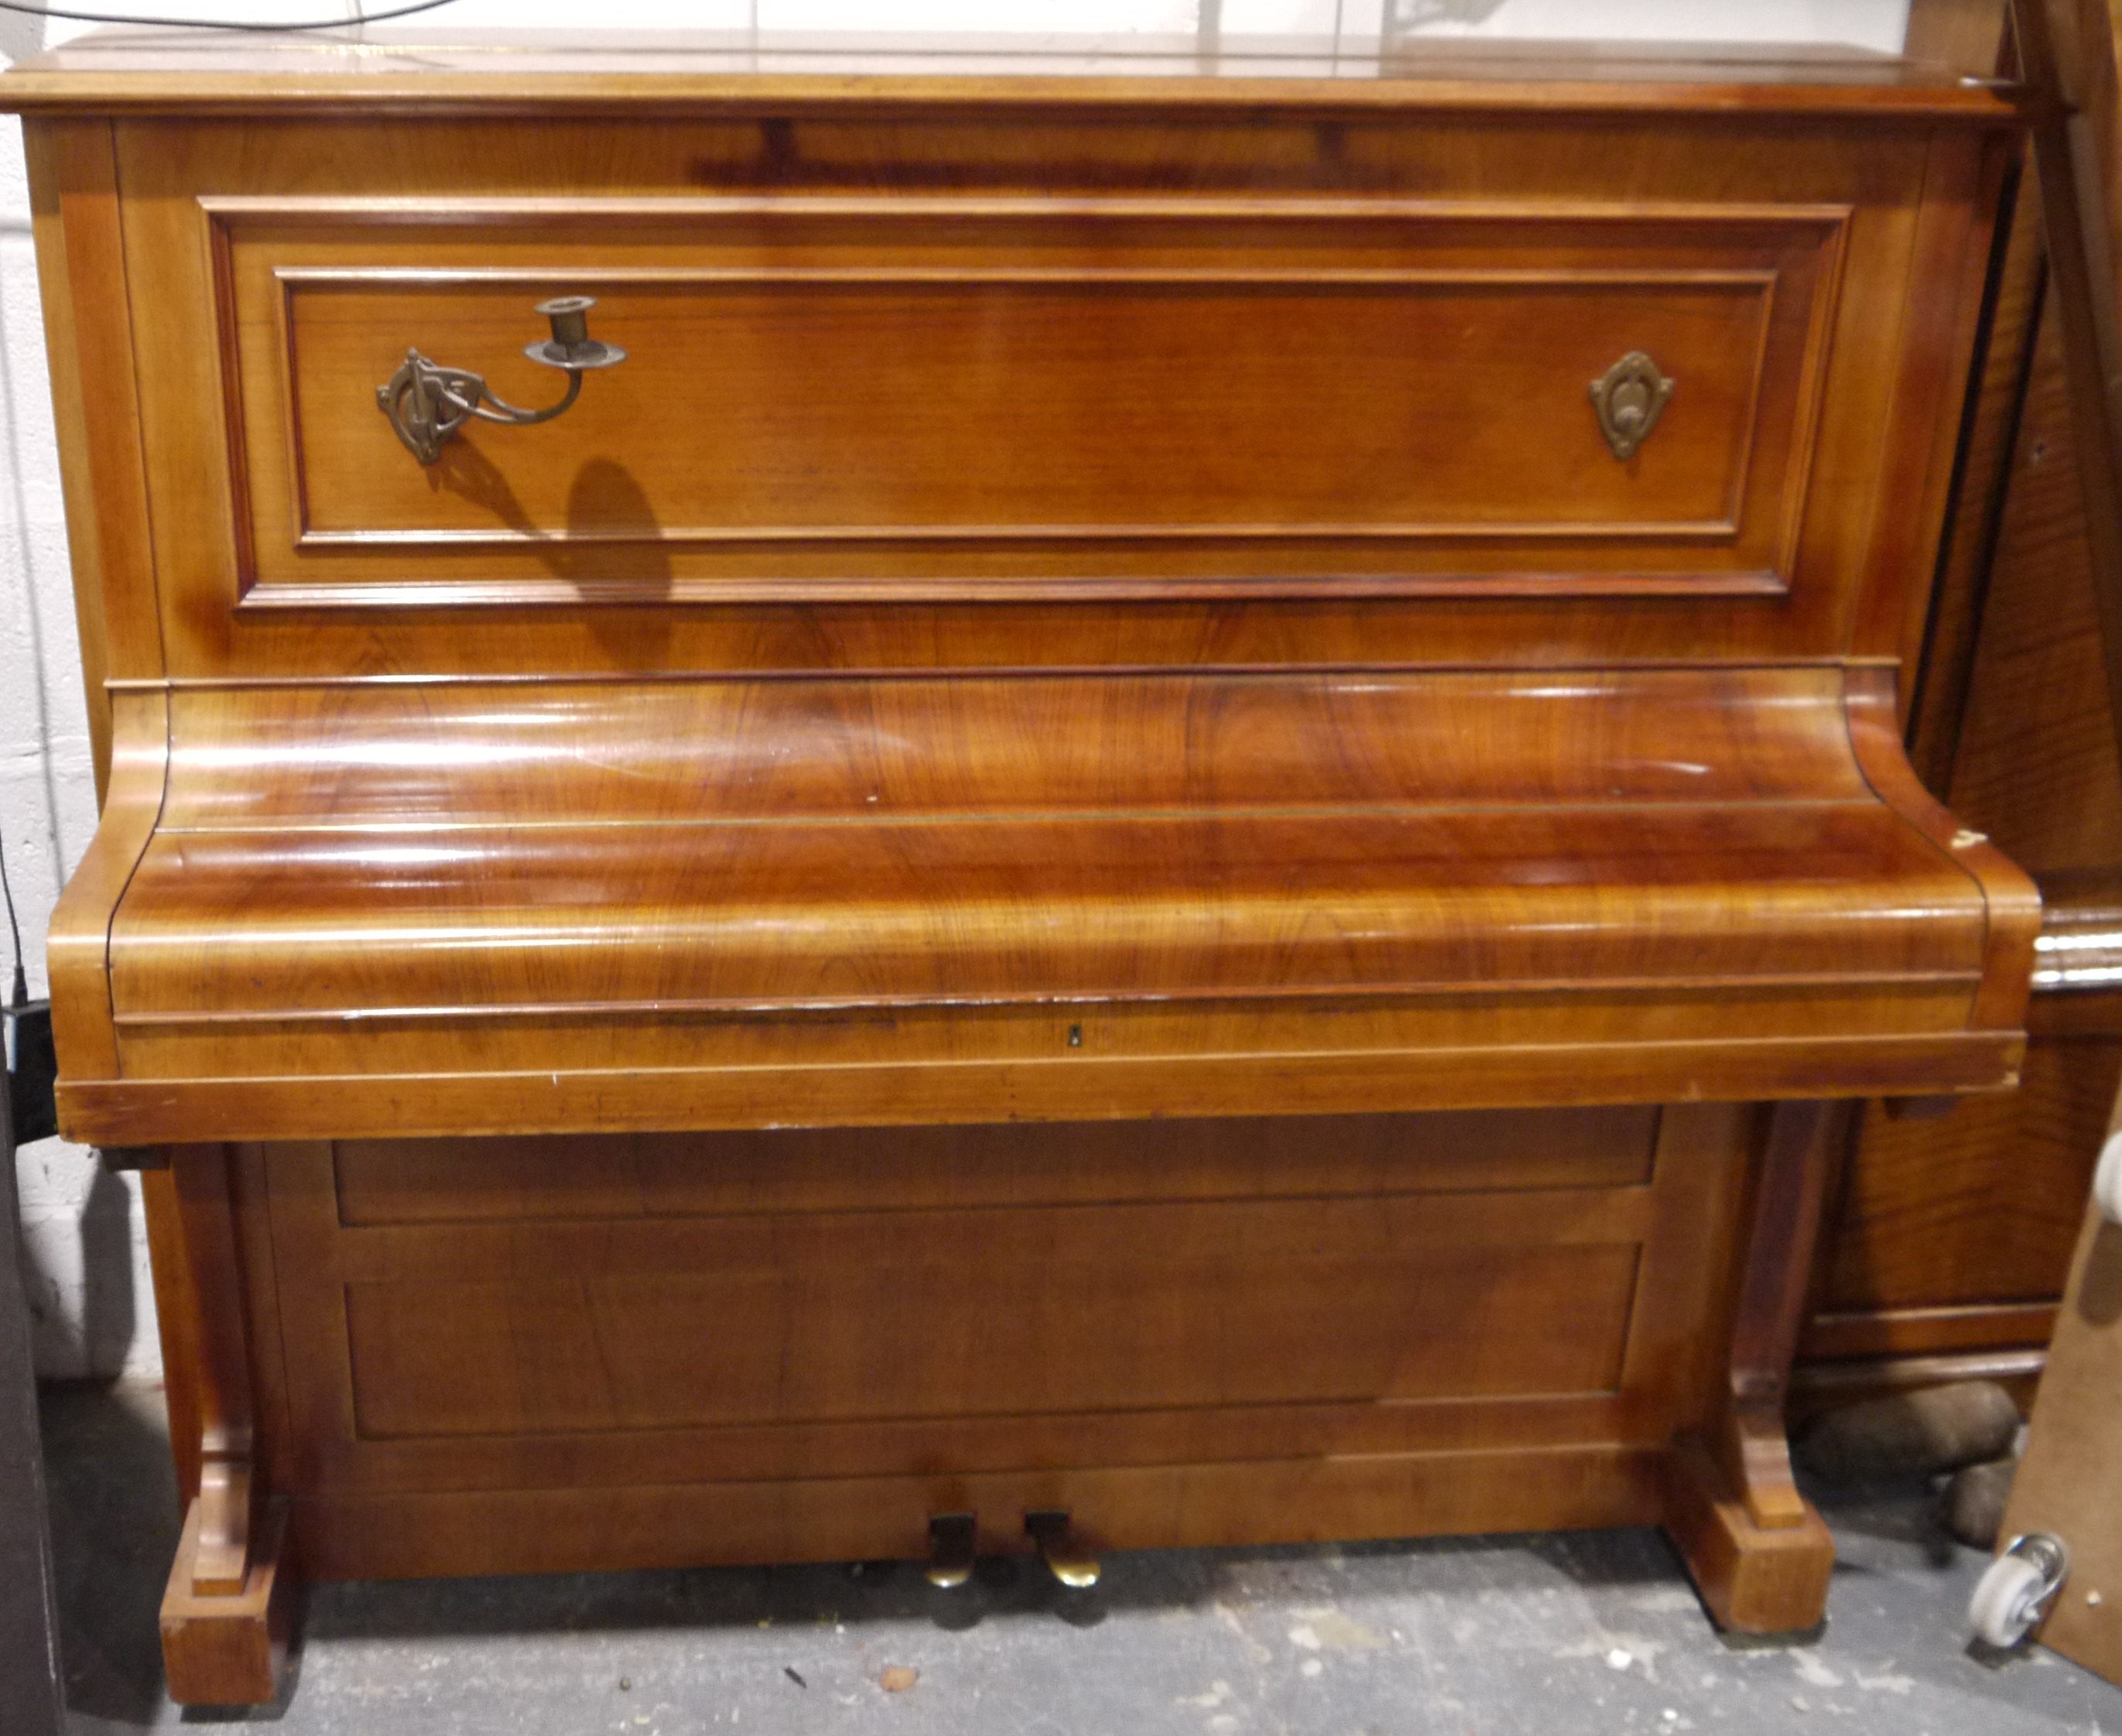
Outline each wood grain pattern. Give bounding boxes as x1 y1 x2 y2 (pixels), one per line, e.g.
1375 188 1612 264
1802 197 2122 1389
52 666 2031 1144
1717 1101 1847 1531
287 1446 1671 1584
254 1106 1737 1568
159 1497 292 1708
1812 1038 2118 1328
2018 0 2122 776
1 36 2038 1697
74 99 1988 680
169 1149 255 1596
211 199 1842 602
1663 1440 1836 1633
327 1108 1662 1223
138 1166 203 1506
22 122 112 796
34 118 163 687
1861 130 2016 687
1949 286 2122 868
0 33 2035 119
44 687 166 1081
1905 139 2042 796
1984 9 2122 1682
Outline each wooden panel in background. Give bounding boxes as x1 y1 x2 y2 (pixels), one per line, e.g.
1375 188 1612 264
1809 1035 2119 1354
1804 206 2122 1392
1946 282 2122 871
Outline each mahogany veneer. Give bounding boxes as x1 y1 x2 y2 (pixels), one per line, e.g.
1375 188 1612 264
3 28 2037 1704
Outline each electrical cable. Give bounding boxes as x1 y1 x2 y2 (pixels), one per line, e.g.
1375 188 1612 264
0 0 458 31
0 827 24 1009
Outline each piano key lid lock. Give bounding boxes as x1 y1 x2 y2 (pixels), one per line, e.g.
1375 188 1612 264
375 294 626 466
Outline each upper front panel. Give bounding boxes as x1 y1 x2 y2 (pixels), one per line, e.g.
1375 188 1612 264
84 109 1994 676
219 199 1840 606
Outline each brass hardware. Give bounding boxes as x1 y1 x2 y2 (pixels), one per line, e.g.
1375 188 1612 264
376 294 626 466
926 1513 977 1589
1025 1510 1100 1588
1589 351 1675 461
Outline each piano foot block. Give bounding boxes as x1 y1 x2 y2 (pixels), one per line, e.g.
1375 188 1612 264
161 1494 297 1707
1663 1440 1833 1636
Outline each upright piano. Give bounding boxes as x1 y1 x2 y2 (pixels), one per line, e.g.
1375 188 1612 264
2 29 2036 1705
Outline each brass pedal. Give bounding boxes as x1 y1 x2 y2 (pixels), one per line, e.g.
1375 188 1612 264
1025 1509 1100 1589
925 1512 977 1589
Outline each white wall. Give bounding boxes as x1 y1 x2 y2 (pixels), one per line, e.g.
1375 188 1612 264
1 0 1909 1384
0 0 158 1382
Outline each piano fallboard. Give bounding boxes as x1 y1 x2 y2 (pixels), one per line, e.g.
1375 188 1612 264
53 663 2032 1142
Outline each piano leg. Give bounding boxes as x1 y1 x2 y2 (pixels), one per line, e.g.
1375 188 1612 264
1665 1099 1847 1635
157 1145 295 1707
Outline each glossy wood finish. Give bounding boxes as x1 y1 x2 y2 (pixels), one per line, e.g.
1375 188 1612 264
3 34 2039 1699
1985 4 2122 1687
78 113 1996 675
1799 159 2122 1395
226 199 1840 603
0 32 2035 118
2020 0 2122 772
46 666 2036 1145
1719 1100 1846 1532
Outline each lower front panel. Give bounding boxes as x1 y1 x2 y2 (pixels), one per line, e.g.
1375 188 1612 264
241 1104 1757 1580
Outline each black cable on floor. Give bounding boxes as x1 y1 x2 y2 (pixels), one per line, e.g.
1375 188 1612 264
0 827 26 1009
0 0 458 32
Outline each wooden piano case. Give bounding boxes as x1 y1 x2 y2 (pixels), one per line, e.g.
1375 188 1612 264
2 32 2038 1703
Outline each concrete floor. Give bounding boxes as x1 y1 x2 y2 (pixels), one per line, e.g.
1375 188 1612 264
36 1382 2122 1734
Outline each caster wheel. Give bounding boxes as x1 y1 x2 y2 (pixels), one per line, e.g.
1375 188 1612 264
1970 1532 2070 1649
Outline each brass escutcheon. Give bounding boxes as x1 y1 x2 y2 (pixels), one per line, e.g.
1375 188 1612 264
1589 351 1675 461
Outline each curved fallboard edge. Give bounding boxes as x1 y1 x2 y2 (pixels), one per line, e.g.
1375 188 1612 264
1843 665 2041 1032
47 664 2032 1145
46 688 169 1080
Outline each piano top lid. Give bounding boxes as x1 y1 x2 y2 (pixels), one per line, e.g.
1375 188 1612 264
46 664 2039 1144
0 28 2029 120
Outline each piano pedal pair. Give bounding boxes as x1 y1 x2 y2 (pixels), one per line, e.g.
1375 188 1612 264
925 1510 1100 1590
